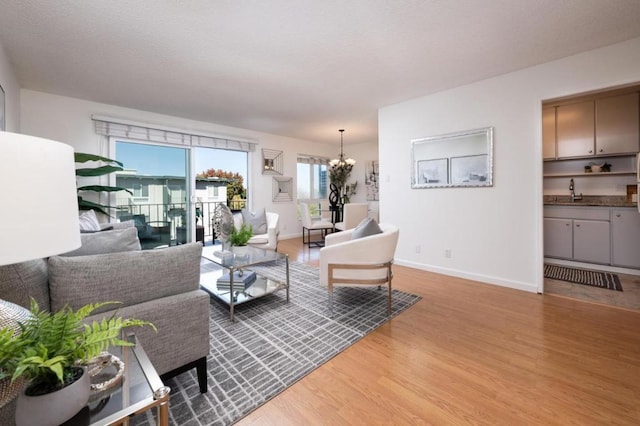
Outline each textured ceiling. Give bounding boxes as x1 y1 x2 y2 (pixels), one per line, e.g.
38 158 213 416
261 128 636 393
1 0 640 145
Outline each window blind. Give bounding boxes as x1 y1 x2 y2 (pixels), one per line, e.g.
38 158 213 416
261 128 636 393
92 115 257 152
297 155 329 165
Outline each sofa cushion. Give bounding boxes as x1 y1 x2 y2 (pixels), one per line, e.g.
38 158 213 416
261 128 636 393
351 217 383 240
241 208 267 234
48 243 203 313
61 227 140 257
78 209 101 232
0 259 50 310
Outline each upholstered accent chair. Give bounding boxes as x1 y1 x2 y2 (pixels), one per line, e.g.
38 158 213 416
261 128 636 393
334 203 369 231
319 223 399 316
299 202 335 247
233 209 280 251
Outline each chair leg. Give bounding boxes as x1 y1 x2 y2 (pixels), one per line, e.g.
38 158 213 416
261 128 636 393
328 281 334 318
387 265 393 316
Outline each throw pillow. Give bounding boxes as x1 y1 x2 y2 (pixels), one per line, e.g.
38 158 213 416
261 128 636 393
241 208 268 234
61 227 141 257
78 209 101 232
351 217 383 240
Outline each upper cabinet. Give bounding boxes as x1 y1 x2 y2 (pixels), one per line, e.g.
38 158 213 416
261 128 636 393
556 100 595 158
542 107 557 160
545 88 640 160
595 92 639 155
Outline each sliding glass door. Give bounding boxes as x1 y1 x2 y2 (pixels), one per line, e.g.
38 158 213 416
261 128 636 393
111 140 249 250
114 140 191 249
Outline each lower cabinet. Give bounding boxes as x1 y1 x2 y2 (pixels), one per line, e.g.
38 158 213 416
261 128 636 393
544 206 640 269
544 218 572 258
544 217 610 264
572 220 610 264
611 209 640 268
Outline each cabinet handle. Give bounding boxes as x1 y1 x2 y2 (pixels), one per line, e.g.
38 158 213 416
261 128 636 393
576 224 581 227
616 214 621 217
599 149 604 152
588 150 593 153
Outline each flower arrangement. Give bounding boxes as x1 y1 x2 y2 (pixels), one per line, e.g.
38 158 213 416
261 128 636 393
328 158 356 191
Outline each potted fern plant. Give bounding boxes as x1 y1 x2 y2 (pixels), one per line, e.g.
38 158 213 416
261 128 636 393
0 299 155 425
229 223 253 255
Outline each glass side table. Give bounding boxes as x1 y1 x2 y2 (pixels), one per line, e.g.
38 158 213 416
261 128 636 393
85 334 170 426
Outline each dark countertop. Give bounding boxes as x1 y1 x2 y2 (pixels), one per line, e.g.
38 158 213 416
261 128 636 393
544 195 637 208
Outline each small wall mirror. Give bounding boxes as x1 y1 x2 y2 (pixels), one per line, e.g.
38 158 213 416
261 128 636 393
262 149 283 175
411 127 494 188
272 176 293 202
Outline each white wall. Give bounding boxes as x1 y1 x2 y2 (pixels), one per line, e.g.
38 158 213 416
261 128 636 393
0 41 20 131
19 89 337 238
379 36 640 293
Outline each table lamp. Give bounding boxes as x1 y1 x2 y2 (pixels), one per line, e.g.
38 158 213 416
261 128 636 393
0 131 81 412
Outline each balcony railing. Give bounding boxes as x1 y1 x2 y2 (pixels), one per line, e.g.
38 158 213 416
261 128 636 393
115 200 246 249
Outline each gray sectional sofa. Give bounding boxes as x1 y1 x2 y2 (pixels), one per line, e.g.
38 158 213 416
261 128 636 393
0 225 210 423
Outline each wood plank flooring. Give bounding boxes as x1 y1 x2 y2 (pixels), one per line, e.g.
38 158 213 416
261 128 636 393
238 238 640 425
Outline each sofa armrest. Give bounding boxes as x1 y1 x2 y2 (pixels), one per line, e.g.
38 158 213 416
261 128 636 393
48 243 203 314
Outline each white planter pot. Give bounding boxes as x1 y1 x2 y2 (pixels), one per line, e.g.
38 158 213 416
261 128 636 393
16 367 90 426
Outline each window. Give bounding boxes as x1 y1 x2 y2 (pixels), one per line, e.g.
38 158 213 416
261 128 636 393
297 158 328 201
207 185 219 198
132 182 149 199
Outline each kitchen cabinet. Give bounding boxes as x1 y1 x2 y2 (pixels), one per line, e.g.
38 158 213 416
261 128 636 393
544 218 572 258
556 100 594 158
611 208 640 268
572 220 610 264
595 92 640 155
542 107 556 160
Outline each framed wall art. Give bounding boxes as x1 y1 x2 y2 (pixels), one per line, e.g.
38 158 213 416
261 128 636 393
411 127 493 188
417 158 448 185
272 176 293 202
262 149 283 175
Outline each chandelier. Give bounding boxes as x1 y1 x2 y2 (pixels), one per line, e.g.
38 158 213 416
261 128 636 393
329 129 355 168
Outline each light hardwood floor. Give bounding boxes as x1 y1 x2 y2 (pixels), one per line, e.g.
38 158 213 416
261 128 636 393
238 238 640 425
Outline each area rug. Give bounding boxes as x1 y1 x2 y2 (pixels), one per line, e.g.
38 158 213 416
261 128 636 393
544 264 623 291
132 260 421 426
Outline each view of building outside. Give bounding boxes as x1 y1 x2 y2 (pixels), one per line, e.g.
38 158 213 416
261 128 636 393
114 141 248 248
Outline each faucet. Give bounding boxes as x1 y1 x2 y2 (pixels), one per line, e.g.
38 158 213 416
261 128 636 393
569 178 583 202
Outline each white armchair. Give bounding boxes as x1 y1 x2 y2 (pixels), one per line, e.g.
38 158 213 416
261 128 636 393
233 211 280 251
319 223 399 316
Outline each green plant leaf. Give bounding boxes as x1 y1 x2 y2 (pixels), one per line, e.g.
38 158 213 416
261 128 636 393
74 153 124 167
76 165 123 177
78 185 133 195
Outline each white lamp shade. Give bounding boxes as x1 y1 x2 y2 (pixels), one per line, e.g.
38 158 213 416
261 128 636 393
0 131 81 265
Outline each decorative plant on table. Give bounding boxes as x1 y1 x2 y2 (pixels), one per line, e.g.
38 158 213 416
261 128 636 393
0 299 155 397
229 223 253 247
75 152 131 217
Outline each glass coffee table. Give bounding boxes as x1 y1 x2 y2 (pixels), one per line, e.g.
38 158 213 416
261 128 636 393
200 245 290 321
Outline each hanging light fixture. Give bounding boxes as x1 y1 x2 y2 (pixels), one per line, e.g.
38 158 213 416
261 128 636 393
330 129 355 168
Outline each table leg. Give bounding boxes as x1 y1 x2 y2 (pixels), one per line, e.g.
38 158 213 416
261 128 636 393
286 254 290 302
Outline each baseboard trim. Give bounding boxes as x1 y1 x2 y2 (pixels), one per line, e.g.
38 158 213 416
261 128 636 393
395 259 538 293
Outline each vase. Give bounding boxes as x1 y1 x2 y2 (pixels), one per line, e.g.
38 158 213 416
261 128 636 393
15 366 90 426
232 245 248 257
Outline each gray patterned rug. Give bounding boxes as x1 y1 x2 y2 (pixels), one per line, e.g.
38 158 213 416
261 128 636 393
132 260 421 426
544 264 623 291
